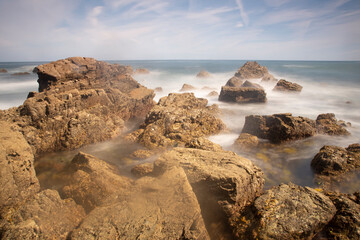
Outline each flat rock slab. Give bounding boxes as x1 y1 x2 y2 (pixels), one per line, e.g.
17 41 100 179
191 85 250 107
219 86 267 103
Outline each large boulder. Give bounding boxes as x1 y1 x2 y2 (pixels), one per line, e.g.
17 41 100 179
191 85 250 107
232 183 336 239
241 113 316 143
234 61 269 80
71 166 210 240
273 79 302 92
127 93 226 149
218 86 267 103
311 144 360 176
0 57 155 154
1 189 85 240
0 121 39 214
316 113 350 136
62 152 133 212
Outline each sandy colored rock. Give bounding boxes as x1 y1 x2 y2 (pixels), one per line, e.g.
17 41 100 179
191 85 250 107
207 90 219 97
261 73 277 82
134 68 150 74
131 162 154 177
0 68 7 73
129 149 155 159
154 87 163 92
62 152 133 212
196 70 212 78
234 61 269 80
1 189 85 240
273 79 303 92
311 144 360 176
180 83 197 92
0 121 39 213
232 183 336 240
71 166 210 240
219 86 267 104
185 137 223 152
242 113 316 143
0 57 155 155
316 113 350 136
233 133 259 150
241 80 264 89
130 93 226 149
225 76 244 87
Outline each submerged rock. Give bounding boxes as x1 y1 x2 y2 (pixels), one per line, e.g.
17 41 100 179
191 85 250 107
180 83 196 92
261 73 277 82
71 166 210 240
196 70 212 78
232 183 336 240
0 121 39 213
273 79 303 92
241 113 316 143
316 113 350 136
234 61 269 80
207 90 219 97
128 93 225 149
225 76 244 87
1 189 85 240
311 144 360 176
219 86 267 104
0 57 155 154
233 133 259 150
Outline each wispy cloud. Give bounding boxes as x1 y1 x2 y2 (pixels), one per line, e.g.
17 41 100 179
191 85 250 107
235 0 249 26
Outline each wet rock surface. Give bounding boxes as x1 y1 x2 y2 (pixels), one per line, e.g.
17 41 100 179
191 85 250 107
232 183 336 240
316 113 350 136
219 86 267 103
127 93 226 149
273 79 303 92
71 166 210 240
0 57 155 155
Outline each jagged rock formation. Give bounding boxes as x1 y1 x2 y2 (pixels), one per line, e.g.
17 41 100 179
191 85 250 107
311 144 360 176
232 183 336 240
0 57 155 154
126 93 226 149
234 61 269 80
273 79 303 92
316 113 350 136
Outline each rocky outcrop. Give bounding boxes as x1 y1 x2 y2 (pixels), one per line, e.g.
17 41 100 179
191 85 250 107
71 166 210 240
1 189 85 240
241 113 316 143
316 113 350 136
134 68 150 74
261 73 277 82
0 121 39 213
131 162 154 177
234 61 269 80
311 144 360 176
0 57 155 154
0 68 7 73
232 183 336 240
273 79 302 92
180 83 196 92
225 76 244 87
196 70 212 78
207 91 218 97
127 93 226 149
62 152 133 212
219 86 267 103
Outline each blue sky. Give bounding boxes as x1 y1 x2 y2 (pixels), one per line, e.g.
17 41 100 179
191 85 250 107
0 0 359 61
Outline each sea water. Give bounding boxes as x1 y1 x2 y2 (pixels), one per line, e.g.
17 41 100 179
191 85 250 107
1 60 360 192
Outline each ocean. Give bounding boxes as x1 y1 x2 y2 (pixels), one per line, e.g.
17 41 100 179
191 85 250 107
1 60 360 192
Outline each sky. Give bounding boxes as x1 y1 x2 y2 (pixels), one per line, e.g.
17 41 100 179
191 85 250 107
0 0 360 61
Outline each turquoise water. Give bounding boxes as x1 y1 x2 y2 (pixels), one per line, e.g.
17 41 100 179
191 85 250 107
2 60 360 192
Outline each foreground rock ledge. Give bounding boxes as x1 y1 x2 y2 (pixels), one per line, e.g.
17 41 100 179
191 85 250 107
0 57 155 154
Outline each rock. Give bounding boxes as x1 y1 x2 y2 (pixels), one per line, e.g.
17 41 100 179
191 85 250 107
180 83 196 92
311 144 360 176
218 86 267 103
129 149 155 159
11 72 31 76
71 166 210 240
317 191 360 240
273 79 303 92
131 162 154 177
261 73 277 82
225 76 244 87
185 137 223 152
196 70 212 78
241 113 316 143
129 93 225 149
232 183 336 240
134 68 150 74
0 57 155 155
234 61 269 80
62 152 133 212
207 91 219 97
241 80 264 89
0 68 7 73
0 121 40 213
154 87 163 92
316 113 350 136
338 120 351 127
155 147 264 238
1 189 85 240
233 133 259 150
